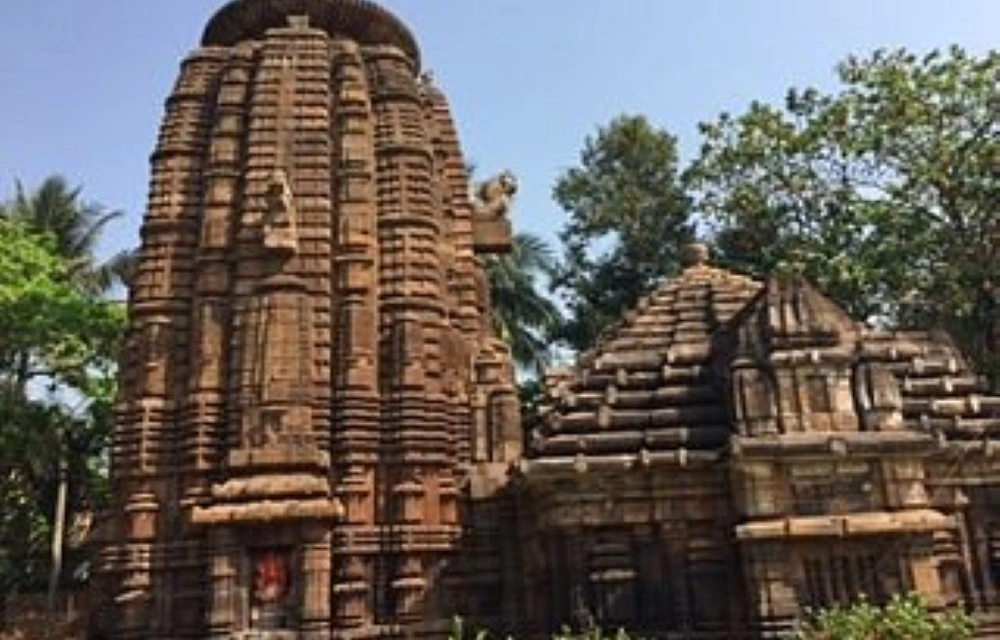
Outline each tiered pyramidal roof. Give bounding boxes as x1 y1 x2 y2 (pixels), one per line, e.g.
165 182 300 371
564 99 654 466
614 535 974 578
530 244 1000 471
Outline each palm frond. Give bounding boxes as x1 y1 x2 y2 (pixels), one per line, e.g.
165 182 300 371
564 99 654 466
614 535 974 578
486 232 564 373
5 176 126 295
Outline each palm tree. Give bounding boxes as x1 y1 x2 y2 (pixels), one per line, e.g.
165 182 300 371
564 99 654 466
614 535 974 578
486 232 564 374
0 176 127 615
1 176 130 295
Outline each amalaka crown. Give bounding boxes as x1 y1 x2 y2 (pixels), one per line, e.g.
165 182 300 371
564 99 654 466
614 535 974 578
203 0 421 67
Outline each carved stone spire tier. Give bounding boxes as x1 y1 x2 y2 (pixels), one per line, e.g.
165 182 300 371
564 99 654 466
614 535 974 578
91 2 519 638
203 0 421 66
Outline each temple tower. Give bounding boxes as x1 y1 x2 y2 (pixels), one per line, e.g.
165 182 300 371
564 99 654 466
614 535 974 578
91 2 521 638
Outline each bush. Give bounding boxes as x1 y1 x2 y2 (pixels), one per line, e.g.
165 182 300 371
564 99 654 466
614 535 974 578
449 617 641 640
796 593 975 640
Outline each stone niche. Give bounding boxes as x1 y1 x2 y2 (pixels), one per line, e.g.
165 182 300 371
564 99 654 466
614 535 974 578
248 548 299 633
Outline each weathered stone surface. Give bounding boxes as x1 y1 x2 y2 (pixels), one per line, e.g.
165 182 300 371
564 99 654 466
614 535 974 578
520 245 1000 637
90 1 1000 637
90 2 520 638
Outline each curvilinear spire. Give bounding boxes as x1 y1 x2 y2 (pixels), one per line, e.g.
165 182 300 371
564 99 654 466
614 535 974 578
90 1 522 637
91 1 1000 638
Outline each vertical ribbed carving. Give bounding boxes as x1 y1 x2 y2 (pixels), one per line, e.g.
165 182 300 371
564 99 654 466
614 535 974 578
95 4 519 638
330 39 381 632
368 44 435 623
100 47 226 639
280 21 337 638
229 28 303 456
367 43 458 626
424 85 479 470
182 43 254 509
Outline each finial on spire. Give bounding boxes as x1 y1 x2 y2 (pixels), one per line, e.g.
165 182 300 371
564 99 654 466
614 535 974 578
681 242 710 268
288 14 310 29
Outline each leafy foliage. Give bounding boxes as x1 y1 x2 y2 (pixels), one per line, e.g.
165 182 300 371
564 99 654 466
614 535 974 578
552 115 694 351
449 616 490 640
447 598 975 640
517 378 547 439
0 221 123 390
486 232 564 374
687 47 1000 384
551 625 637 640
3 176 131 296
796 593 975 640
0 193 126 595
448 616 640 640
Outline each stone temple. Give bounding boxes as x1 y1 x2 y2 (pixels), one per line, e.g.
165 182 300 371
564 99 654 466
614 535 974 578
91 0 1000 638
90 0 522 637
521 245 1000 637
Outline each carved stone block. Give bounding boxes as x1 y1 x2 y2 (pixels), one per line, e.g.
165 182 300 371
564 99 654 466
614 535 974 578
472 217 513 254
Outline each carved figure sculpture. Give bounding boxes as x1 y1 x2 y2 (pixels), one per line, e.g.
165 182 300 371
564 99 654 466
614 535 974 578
262 168 298 254
254 552 291 604
474 170 518 218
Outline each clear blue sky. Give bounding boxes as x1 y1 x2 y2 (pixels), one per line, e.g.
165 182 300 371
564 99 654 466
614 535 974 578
0 1 996 261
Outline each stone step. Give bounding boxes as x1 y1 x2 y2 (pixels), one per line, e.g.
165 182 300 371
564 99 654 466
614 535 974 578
975 612 1000 639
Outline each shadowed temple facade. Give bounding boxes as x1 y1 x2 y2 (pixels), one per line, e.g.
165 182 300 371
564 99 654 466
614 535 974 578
91 1 1000 638
521 245 1000 638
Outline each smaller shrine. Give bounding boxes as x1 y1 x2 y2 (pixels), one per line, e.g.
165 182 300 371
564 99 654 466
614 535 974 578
81 0 1000 637
514 244 1000 638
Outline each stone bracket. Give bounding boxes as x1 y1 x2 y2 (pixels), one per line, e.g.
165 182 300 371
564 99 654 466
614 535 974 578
472 217 513 254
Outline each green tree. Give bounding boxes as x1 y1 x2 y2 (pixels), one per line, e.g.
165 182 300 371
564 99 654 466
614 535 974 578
687 47 999 385
0 176 128 605
796 593 975 640
552 115 694 352
0 215 124 608
487 232 564 374
3 175 130 295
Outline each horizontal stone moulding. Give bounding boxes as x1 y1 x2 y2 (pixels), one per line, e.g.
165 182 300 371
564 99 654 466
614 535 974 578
190 497 345 525
735 508 955 540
